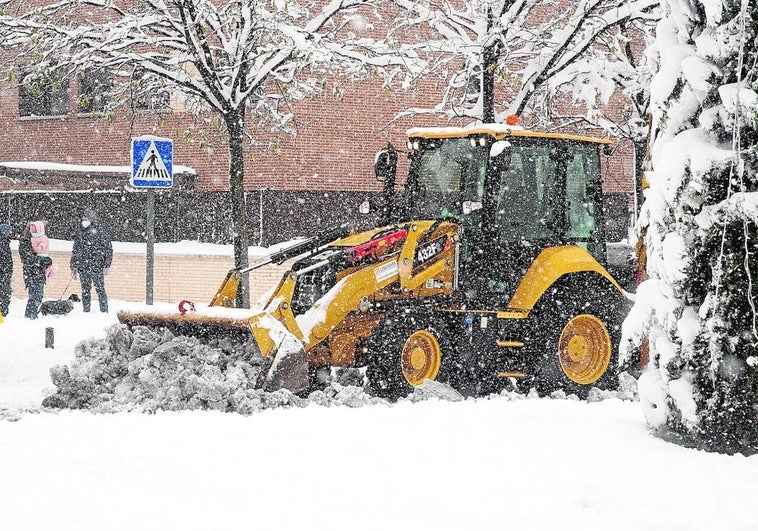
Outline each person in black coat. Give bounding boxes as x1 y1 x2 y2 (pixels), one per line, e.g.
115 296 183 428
70 209 113 313
0 223 13 317
19 222 54 319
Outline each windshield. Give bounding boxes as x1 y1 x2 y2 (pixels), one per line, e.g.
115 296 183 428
409 138 487 218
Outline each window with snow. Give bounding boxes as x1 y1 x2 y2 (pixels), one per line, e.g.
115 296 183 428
78 69 112 114
18 70 69 118
135 92 171 112
131 67 171 112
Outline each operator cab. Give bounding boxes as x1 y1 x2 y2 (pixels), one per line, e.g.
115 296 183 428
401 124 612 306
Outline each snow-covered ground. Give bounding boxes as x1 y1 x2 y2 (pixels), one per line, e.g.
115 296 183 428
1 296 757 531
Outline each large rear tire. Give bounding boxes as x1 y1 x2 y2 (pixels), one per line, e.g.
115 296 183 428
366 311 454 401
529 277 622 398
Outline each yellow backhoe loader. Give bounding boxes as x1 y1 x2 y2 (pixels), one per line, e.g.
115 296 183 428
118 123 634 399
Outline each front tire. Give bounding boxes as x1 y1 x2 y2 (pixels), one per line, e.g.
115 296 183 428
366 311 452 400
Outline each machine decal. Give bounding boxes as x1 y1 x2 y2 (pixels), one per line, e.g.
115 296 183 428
375 260 399 282
414 236 447 266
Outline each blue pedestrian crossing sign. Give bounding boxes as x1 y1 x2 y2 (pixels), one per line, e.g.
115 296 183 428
131 136 173 188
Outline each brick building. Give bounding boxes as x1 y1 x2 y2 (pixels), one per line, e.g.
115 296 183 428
0 3 639 245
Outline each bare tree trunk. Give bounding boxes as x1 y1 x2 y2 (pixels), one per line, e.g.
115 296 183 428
481 5 500 124
633 137 647 219
226 109 250 308
482 44 497 123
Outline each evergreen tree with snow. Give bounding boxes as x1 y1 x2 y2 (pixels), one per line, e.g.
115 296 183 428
623 0 758 454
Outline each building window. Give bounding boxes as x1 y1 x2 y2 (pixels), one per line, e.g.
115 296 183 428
132 67 170 112
135 91 171 111
19 70 69 117
78 69 112 114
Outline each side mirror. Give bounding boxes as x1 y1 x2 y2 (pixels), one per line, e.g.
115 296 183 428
374 143 398 182
359 200 371 215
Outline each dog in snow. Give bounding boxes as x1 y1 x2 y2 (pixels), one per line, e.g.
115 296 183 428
39 294 81 316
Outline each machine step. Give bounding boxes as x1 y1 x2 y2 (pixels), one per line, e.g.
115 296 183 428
497 371 526 379
496 340 524 348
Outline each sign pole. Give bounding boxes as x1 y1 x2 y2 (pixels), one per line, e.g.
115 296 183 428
146 188 155 305
131 135 173 306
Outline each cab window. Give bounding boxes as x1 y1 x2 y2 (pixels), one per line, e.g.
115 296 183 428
565 145 600 242
414 138 488 218
494 143 558 241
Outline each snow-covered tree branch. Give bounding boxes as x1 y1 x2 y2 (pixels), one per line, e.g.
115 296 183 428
389 0 658 139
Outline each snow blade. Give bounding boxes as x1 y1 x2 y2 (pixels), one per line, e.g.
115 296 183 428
116 308 312 393
117 310 253 341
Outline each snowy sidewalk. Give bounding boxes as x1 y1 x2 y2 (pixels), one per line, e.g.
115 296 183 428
6 239 290 306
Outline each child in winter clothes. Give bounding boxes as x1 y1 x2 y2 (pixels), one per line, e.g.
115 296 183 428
29 221 54 279
19 221 54 319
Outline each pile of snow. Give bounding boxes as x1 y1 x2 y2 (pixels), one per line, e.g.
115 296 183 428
40 322 639 415
41 324 387 413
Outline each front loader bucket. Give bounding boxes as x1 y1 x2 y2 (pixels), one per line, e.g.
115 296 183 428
117 307 257 342
117 305 312 394
113 225 356 394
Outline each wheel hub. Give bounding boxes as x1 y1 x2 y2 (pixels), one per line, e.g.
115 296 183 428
401 330 442 386
567 335 589 363
409 347 428 371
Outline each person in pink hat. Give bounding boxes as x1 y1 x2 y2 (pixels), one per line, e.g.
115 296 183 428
29 221 50 257
19 221 54 319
